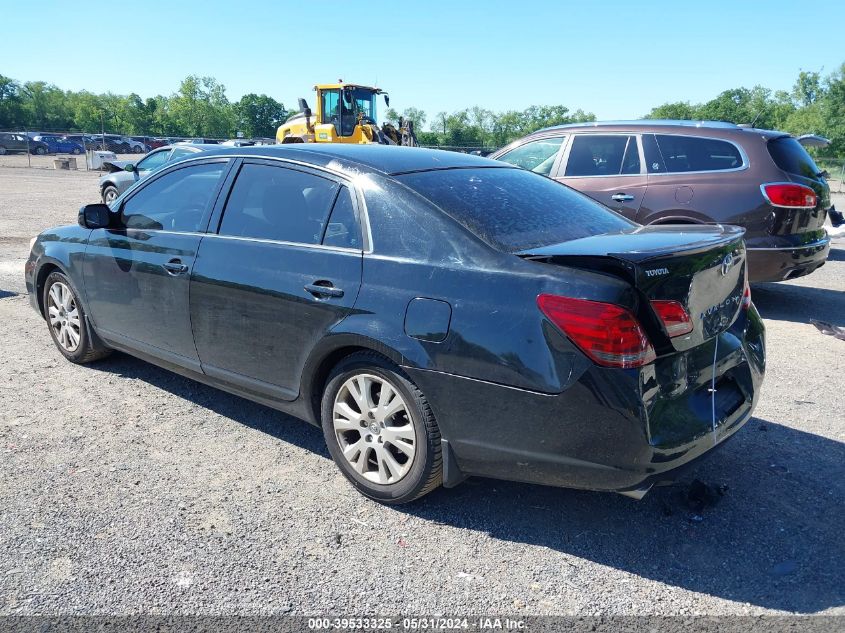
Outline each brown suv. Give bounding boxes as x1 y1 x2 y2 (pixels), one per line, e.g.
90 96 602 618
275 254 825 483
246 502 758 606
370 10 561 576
490 120 832 282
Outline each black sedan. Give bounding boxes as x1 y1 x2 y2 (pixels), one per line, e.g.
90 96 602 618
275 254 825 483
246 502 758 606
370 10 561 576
24 145 765 504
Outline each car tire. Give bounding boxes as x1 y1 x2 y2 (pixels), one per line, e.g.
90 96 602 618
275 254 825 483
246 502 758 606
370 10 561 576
72 147 82 155
34 146 47 155
0 145 6 155
321 351 442 504
133 145 143 154
42 271 111 364
102 185 119 204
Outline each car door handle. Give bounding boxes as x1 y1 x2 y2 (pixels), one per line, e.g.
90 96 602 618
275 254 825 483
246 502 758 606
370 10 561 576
305 282 344 298
611 193 635 202
162 259 188 275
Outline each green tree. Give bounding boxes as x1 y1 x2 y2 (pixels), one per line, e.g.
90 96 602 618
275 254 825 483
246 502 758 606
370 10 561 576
0 74 24 128
235 93 287 138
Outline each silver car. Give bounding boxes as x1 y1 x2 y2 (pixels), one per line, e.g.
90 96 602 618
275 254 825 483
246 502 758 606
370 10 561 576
98 144 216 203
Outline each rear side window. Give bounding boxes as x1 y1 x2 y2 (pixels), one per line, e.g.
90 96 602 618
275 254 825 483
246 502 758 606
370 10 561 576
219 163 339 244
321 186 361 249
767 137 821 178
396 168 636 253
564 135 637 177
654 135 743 172
497 137 565 175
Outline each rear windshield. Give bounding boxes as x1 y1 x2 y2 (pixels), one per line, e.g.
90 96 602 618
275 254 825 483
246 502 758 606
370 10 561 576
767 137 821 178
395 167 636 253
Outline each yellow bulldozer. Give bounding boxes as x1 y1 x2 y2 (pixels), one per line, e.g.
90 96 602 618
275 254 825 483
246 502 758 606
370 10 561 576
276 82 418 146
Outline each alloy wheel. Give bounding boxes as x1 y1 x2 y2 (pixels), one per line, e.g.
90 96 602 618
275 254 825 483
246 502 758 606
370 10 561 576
332 373 416 485
104 188 118 204
47 282 81 352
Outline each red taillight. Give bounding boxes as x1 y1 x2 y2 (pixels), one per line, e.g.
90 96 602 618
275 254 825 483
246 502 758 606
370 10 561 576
537 294 656 369
761 183 817 209
742 281 751 309
650 300 693 337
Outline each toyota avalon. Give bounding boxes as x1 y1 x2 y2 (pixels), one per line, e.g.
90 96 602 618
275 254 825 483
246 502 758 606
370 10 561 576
25 145 765 504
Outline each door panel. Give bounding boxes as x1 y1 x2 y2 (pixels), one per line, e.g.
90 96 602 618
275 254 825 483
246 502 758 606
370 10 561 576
190 239 362 397
83 231 203 363
554 134 647 220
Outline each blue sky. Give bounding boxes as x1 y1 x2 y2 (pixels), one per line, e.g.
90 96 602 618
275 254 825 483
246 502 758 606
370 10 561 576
3 0 844 129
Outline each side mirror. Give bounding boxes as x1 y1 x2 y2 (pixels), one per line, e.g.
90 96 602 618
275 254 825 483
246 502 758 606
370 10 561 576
124 163 137 173
78 203 113 229
298 97 310 112
384 94 390 107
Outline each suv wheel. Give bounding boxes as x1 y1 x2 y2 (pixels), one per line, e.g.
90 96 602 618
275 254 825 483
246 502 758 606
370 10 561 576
321 352 442 504
43 271 111 364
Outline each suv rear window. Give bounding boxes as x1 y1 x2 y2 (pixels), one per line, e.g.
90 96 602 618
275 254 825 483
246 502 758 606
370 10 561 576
767 137 821 178
395 167 636 253
654 135 743 172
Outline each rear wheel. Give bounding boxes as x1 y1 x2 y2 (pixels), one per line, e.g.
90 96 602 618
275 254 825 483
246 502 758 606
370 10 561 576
34 146 46 155
0 146 6 155
321 352 442 504
43 271 111 364
72 146 82 155
133 145 144 154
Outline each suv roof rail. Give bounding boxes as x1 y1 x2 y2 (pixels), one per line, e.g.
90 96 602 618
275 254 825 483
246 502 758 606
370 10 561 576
540 119 741 132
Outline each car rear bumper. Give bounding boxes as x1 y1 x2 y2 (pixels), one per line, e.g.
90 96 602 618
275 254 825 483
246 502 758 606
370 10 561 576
746 234 830 282
405 307 765 495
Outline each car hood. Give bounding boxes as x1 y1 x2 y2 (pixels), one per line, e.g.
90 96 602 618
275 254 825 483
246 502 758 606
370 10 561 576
101 160 135 173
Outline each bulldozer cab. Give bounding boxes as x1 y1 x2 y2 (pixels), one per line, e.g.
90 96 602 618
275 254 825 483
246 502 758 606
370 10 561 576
277 81 415 146
319 85 381 137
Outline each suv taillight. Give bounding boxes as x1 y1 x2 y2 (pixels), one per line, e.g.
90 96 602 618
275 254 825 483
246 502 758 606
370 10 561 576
537 294 656 369
650 300 693 337
761 183 817 209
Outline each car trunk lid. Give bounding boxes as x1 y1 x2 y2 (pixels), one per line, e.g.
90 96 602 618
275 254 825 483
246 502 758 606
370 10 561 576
518 224 747 353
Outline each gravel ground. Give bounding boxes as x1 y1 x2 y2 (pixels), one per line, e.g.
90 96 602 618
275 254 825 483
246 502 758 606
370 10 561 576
0 167 843 616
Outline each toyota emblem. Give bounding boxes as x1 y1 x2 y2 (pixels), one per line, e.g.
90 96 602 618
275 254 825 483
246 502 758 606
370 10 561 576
721 253 734 276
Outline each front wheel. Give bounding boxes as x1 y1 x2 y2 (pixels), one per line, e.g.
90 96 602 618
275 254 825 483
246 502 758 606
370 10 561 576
43 271 111 364
34 146 47 155
321 352 442 504
102 185 119 204
72 147 82 155
0 145 6 155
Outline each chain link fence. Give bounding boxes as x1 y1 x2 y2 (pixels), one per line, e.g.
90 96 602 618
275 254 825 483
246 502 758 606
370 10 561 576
816 158 845 193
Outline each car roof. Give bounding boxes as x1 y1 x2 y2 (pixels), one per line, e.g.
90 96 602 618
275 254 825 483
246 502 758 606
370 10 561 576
532 119 788 140
196 144 508 176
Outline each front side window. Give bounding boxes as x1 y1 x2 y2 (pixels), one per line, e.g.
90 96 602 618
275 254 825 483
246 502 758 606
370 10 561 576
564 135 632 177
397 167 636 253
121 162 225 232
654 135 743 172
497 137 565 176
218 164 340 244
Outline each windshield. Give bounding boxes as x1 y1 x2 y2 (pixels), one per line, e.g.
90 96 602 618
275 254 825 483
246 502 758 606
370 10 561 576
396 167 637 253
342 88 377 121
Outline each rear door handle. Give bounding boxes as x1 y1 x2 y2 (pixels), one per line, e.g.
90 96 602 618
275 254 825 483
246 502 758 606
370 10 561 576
305 282 344 298
611 193 635 202
162 259 189 275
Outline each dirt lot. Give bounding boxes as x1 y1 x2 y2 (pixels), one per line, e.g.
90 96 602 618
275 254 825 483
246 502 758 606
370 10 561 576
0 166 843 616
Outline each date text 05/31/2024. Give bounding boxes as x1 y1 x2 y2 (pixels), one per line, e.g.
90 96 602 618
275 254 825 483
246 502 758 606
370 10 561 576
307 617 526 630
